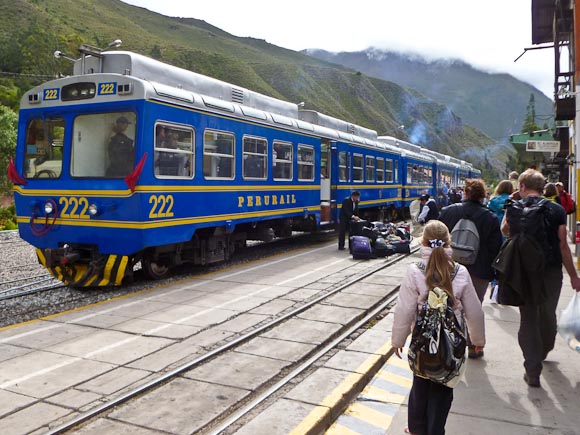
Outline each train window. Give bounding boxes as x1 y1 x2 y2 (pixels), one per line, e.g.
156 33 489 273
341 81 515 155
376 158 385 183
394 160 399 182
154 123 194 179
24 117 64 179
365 156 375 182
243 136 267 180
353 154 363 182
385 159 393 183
339 152 348 182
71 112 136 178
273 141 292 180
407 164 414 184
203 130 235 179
297 145 314 181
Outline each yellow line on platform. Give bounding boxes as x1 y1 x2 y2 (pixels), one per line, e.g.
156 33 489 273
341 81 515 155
387 355 411 371
288 406 329 435
290 338 395 434
325 422 362 435
375 370 413 388
345 402 393 429
361 385 407 405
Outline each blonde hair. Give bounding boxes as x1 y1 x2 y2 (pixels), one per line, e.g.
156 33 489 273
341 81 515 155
421 220 457 306
519 168 545 192
493 180 514 196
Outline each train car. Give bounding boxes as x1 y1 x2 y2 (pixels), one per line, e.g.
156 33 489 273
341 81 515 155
10 46 421 286
300 113 404 223
378 137 435 212
421 148 461 208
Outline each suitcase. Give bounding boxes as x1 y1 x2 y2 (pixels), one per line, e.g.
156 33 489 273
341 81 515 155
389 239 411 254
350 236 373 259
350 220 370 237
372 237 394 258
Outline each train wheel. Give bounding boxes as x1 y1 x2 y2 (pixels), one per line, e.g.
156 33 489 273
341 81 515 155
142 257 170 280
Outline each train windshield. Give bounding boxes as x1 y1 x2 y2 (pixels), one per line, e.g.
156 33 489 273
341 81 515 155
71 112 136 178
24 117 64 179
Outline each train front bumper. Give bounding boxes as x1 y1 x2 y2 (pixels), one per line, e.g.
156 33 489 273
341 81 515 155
36 248 130 287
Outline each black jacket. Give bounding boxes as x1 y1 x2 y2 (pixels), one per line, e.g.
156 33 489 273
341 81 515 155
340 196 359 222
492 234 546 306
440 200 502 280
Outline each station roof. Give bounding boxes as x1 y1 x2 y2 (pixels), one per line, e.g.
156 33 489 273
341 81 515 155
509 130 554 145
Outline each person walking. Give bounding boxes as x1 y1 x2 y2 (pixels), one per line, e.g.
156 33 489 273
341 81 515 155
487 180 514 225
439 178 502 358
501 169 580 387
338 190 361 250
555 182 575 215
392 220 485 435
509 171 519 190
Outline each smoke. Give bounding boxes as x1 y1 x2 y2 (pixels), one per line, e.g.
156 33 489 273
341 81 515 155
408 121 429 146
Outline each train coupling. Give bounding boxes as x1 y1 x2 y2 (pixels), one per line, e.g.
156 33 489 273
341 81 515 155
42 245 80 267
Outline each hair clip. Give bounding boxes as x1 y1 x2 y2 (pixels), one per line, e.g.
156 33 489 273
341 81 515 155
428 239 445 248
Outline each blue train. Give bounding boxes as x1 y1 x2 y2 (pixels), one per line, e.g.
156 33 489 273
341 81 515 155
10 45 480 286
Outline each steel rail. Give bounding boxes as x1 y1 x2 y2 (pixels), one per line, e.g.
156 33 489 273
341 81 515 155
45 246 418 435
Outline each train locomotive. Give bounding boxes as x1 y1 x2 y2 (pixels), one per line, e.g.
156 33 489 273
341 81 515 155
9 44 480 287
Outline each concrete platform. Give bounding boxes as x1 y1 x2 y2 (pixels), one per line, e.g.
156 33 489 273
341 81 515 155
236 252 580 435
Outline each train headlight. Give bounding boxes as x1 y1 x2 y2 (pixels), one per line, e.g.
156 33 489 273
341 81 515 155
88 204 98 216
44 201 54 214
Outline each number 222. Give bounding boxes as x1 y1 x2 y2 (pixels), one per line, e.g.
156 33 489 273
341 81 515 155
149 195 174 218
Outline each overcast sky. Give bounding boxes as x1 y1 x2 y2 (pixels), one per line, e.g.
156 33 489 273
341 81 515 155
121 0 555 99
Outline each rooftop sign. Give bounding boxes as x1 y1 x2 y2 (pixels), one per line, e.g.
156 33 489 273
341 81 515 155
526 140 560 152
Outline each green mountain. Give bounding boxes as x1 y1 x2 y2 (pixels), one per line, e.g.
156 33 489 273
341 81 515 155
1 0 505 177
306 48 554 142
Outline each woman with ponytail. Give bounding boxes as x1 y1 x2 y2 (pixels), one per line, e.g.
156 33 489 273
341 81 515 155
391 220 485 435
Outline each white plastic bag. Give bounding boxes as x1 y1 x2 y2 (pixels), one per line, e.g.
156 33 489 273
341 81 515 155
490 284 499 304
558 292 580 353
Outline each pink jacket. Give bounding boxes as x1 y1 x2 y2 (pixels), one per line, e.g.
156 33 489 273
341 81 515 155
391 247 486 348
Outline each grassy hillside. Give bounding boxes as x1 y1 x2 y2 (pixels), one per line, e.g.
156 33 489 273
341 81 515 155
307 49 553 142
0 0 496 174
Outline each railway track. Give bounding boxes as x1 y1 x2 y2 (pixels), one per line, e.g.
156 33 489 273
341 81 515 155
44 246 418 435
0 274 64 301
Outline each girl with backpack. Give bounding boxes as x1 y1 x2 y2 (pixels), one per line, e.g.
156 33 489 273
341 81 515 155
391 220 485 435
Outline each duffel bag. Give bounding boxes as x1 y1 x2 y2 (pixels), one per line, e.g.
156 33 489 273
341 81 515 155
372 237 394 257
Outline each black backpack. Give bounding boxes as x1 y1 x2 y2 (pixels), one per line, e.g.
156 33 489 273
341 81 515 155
492 197 551 306
408 263 466 385
504 197 552 260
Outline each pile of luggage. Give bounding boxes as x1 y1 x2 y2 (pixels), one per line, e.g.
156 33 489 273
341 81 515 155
349 220 412 260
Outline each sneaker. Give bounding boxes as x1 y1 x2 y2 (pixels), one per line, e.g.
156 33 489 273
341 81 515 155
468 345 484 359
523 373 541 388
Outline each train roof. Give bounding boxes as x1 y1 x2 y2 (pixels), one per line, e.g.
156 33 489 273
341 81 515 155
75 51 300 118
298 110 378 141
377 136 433 163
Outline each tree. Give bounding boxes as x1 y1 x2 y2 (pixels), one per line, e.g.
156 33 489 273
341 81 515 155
521 93 540 134
0 104 18 194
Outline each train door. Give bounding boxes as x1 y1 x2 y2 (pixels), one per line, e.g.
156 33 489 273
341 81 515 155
320 139 332 223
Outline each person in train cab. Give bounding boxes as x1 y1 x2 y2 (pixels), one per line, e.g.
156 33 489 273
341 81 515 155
392 220 485 435
106 116 135 177
501 169 580 387
417 194 439 224
440 178 502 359
338 190 361 250
155 124 167 147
